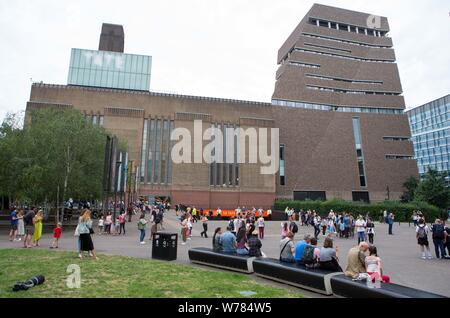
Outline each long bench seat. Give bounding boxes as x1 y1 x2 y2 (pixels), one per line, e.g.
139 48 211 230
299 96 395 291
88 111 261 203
252 258 341 295
330 274 446 298
188 247 255 273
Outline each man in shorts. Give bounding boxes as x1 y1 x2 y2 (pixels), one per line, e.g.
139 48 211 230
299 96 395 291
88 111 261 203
23 209 35 248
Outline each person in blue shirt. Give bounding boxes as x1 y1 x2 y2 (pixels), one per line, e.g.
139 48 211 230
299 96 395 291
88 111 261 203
9 208 19 242
220 226 237 254
343 214 350 238
387 213 395 235
294 234 311 263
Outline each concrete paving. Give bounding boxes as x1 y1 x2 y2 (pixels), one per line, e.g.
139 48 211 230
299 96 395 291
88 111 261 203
1 210 449 297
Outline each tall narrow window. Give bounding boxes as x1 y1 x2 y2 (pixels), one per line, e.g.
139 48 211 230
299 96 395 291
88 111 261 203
223 124 227 186
161 120 168 184
216 123 222 186
280 144 286 186
167 120 174 184
147 119 155 183
154 119 161 184
210 123 215 186
235 126 239 186
140 119 148 183
92 115 97 125
352 118 367 187
99 115 104 127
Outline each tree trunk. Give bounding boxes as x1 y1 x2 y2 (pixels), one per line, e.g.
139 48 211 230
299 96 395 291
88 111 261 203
60 145 70 224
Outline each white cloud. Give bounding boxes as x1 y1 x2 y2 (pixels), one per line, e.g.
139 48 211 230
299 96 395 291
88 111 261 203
0 0 449 121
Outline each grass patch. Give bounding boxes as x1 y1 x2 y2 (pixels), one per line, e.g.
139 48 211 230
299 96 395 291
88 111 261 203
0 249 303 298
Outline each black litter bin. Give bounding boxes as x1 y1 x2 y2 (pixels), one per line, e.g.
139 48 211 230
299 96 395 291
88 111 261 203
152 232 178 261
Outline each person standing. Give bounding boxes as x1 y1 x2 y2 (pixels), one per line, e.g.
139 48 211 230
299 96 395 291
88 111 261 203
33 210 43 247
416 218 432 259
17 210 25 242
320 217 327 236
119 212 126 235
412 211 418 227
9 207 18 242
50 222 62 249
200 215 209 238
257 215 265 239
355 215 367 245
387 213 395 235
78 209 98 260
431 219 447 259
192 207 197 223
366 218 375 244
313 214 321 240
23 209 35 248
104 212 112 234
180 216 188 245
137 213 148 245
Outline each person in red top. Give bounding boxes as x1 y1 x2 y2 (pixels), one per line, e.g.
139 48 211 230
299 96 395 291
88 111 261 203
50 222 62 249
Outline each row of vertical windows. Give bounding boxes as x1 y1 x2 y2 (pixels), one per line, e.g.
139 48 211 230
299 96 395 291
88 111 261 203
306 85 401 96
383 136 410 141
294 48 395 63
386 155 414 160
140 118 174 184
289 61 321 68
304 42 352 53
272 99 404 115
309 18 387 37
301 33 392 49
85 114 104 127
305 74 383 85
209 124 240 187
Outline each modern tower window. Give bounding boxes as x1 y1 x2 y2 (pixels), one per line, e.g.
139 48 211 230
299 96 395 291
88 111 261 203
352 117 367 187
280 144 286 186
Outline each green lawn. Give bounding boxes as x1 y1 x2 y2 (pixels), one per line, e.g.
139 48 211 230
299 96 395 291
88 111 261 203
0 249 303 298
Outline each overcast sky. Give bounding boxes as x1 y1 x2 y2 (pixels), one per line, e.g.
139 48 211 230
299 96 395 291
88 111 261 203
0 0 449 122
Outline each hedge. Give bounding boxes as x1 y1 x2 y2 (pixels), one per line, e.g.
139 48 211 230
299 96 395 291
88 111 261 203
275 199 442 223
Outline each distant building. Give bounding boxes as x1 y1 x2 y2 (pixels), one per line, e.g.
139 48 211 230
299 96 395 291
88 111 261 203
25 4 418 208
406 94 450 179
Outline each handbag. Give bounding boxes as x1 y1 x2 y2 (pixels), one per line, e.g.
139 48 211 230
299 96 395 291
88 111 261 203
89 227 94 234
279 240 291 261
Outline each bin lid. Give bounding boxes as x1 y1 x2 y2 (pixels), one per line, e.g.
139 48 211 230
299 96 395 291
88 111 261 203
155 231 178 236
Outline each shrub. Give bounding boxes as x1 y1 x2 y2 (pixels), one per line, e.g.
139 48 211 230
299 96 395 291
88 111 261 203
275 199 441 222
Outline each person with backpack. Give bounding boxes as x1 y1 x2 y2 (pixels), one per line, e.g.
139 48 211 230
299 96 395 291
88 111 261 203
302 237 320 268
279 232 295 263
431 219 447 259
416 218 432 259
295 234 311 264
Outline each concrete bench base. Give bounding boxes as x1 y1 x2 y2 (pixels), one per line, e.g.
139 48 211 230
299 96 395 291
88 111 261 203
188 247 255 274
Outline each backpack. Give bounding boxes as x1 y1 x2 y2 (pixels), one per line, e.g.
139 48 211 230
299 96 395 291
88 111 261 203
290 222 298 234
417 226 427 239
302 245 316 265
433 224 445 239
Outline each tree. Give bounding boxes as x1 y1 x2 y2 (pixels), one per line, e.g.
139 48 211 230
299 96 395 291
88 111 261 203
0 108 116 221
400 176 419 203
415 168 450 211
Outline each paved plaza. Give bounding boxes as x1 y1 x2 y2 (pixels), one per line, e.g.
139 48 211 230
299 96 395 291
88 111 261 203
1 211 449 297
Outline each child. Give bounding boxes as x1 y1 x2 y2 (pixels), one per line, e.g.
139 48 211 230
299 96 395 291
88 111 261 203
17 210 25 241
114 217 120 236
98 215 104 235
50 222 62 249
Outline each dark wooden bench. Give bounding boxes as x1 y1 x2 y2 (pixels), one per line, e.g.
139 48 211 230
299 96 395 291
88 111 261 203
252 258 342 295
188 247 255 274
330 274 446 298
